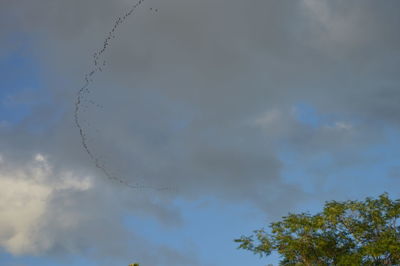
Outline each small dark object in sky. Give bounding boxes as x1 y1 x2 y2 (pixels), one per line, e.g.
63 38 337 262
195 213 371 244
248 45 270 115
74 0 173 192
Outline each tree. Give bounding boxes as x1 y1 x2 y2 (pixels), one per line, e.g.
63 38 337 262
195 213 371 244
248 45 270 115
235 193 400 265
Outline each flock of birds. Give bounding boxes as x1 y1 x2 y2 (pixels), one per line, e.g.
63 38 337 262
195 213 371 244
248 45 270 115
74 0 171 191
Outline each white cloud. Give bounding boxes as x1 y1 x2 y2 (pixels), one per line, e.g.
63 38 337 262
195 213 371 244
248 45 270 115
301 0 364 52
0 154 92 255
0 153 196 265
302 0 331 24
253 109 281 128
324 121 353 131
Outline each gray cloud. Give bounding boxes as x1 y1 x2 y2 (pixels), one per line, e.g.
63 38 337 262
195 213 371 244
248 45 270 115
1 0 400 264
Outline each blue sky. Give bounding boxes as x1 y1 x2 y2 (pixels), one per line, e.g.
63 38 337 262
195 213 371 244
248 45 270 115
0 44 39 124
1 0 400 265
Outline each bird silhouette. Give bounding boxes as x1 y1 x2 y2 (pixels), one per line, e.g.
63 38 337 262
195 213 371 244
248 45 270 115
74 0 174 192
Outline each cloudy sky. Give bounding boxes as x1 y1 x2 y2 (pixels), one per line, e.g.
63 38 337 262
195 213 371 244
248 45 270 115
1 0 400 265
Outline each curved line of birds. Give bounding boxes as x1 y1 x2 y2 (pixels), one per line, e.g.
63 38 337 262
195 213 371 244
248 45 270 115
74 0 171 191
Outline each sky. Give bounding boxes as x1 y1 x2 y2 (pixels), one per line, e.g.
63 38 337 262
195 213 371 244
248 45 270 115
1 0 400 265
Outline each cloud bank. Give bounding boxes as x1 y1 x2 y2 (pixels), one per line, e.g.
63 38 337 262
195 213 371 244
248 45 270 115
1 0 400 264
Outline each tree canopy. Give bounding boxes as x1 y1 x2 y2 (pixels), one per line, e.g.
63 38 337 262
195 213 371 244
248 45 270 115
235 193 400 265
